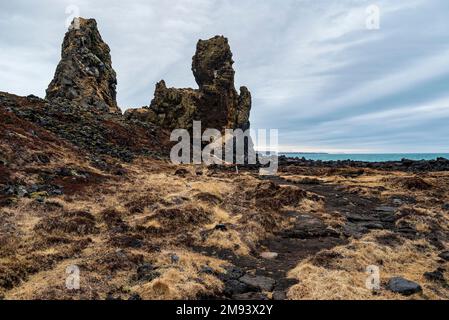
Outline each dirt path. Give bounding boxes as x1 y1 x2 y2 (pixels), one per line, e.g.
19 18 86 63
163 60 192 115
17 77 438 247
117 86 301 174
198 175 399 300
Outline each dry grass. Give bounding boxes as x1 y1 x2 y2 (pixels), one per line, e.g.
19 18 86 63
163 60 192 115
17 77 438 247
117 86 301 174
1 158 298 300
133 249 225 300
287 230 449 300
2 148 449 300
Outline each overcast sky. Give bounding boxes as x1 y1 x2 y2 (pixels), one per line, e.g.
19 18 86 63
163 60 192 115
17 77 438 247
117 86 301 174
1 0 449 153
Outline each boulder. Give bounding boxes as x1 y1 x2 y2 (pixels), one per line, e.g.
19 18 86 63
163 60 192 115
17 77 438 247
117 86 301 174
388 277 422 296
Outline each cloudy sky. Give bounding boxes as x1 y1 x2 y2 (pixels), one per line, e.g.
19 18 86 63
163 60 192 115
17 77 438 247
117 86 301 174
1 0 449 153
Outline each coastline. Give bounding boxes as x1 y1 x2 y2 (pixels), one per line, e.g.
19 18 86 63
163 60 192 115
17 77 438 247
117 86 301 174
279 155 449 172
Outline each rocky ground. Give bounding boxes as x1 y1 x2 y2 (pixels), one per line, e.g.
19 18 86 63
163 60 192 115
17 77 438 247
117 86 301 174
1 112 448 299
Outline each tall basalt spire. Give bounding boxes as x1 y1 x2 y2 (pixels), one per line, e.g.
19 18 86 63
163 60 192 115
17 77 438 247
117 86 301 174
46 18 120 114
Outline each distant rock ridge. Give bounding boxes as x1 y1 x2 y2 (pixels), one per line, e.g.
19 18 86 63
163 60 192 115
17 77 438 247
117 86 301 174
46 18 120 114
125 35 252 133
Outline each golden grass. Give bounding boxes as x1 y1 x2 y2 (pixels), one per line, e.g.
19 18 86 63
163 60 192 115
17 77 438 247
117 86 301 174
133 249 225 300
287 230 449 300
2 156 448 300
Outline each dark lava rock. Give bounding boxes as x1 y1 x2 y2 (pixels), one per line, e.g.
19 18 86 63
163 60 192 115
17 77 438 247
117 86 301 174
378 213 397 223
135 263 160 282
128 293 142 301
125 35 252 134
346 213 379 222
105 293 122 300
223 280 253 297
214 224 228 231
424 269 446 282
219 266 245 281
171 254 180 264
46 18 120 114
438 251 449 261
283 214 339 239
375 206 396 213
239 275 276 292
174 168 190 177
388 277 422 296
200 266 215 275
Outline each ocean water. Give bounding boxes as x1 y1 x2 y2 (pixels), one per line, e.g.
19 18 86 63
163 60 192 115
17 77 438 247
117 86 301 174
280 153 449 163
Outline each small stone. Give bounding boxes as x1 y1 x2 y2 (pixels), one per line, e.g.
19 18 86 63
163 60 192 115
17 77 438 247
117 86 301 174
219 266 245 281
136 263 153 274
171 254 180 264
388 277 422 296
442 204 449 211
438 251 449 261
136 264 160 282
200 266 215 275
346 213 378 222
223 280 251 296
174 168 189 176
424 269 445 282
214 224 228 231
260 252 278 260
392 199 403 206
239 274 276 292
16 186 28 198
105 293 122 300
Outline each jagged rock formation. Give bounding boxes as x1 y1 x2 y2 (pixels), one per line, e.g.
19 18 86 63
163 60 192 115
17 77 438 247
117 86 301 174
46 18 120 114
125 36 251 132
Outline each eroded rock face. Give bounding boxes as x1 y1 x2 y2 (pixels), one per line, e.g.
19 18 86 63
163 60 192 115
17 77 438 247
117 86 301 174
125 35 251 132
46 18 120 114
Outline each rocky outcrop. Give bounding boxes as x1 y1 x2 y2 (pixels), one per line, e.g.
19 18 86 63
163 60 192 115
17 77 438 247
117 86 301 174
1 91 169 163
46 18 120 114
125 36 251 132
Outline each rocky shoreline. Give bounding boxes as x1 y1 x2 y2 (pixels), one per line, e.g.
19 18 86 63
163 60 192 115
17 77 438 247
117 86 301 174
279 155 449 172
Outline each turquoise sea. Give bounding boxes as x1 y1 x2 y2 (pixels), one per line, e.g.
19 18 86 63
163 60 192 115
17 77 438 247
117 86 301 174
280 153 449 163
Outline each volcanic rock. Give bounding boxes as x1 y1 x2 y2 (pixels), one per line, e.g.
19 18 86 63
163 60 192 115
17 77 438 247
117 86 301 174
438 251 449 261
424 269 446 282
125 36 251 133
46 18 120 114
239 274 276 292
387 277 422 296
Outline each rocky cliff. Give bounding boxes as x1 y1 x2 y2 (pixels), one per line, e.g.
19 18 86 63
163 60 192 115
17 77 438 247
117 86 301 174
125 36 252 132
46 18 120 114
